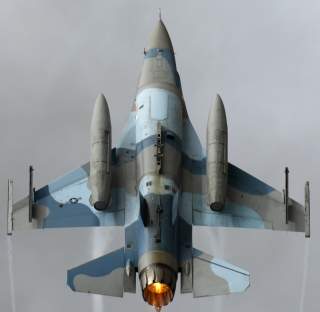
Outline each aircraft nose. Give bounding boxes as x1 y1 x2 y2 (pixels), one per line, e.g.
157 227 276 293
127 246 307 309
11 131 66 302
146 19 174 51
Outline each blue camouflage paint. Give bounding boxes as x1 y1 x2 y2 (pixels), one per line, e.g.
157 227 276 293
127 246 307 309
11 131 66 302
67 248 124 291
135 88 183 142
33 127 273 230
210 260 249 293
193 198 266 229
182 156 206 175
36 185 100 228
124 219 141 266
34 168 125 228
115 132 273 197
228 163 274 195
35 166 89 199
140 194 178 256
13 19 308 302
145 48 177 70
192 248 250 294
150 91 168 120
41 197 100 228
131 53 184 272
117 128 204 175
125 193 178 267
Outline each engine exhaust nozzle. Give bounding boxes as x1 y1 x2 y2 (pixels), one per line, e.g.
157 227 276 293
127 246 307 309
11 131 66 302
139 264 177 310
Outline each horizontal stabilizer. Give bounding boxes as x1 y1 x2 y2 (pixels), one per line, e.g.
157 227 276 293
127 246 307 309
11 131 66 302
193 249 250 297
67 248 125 297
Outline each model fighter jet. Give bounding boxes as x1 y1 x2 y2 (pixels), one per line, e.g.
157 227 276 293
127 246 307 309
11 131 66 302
8 18 310 311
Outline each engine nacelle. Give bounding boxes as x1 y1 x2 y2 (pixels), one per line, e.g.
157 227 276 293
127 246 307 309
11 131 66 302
206 94 228 211
89 93 112 210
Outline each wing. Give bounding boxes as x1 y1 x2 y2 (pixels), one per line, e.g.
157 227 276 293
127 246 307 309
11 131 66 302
181 119 307 234
11 110 138 232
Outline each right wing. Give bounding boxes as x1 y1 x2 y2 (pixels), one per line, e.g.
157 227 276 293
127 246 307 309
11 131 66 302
181 118 308 234
191 163 306 233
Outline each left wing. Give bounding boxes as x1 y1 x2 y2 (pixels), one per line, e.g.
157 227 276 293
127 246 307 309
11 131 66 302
12 162 127 230
11 109 138 232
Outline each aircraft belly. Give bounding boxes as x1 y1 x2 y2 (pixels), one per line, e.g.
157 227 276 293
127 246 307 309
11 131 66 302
135 88 183 142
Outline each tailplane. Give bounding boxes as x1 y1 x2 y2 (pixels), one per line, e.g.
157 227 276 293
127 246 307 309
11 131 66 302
67 247 136 297
192 248 250 297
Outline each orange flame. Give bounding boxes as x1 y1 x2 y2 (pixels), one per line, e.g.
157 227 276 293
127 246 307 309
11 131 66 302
143 282 173 310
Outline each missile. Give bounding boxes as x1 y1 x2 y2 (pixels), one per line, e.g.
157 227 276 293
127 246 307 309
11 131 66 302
89 93 112 210
207 94 228 211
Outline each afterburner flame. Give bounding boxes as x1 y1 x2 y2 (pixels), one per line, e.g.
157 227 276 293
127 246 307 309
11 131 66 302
143 282 173 310
149 283 170 294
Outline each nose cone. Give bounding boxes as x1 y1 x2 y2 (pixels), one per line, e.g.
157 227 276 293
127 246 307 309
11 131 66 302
138 19 183 97
146 20 174 51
